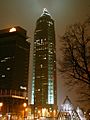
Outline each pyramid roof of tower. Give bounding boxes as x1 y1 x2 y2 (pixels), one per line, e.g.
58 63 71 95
41 8 52 18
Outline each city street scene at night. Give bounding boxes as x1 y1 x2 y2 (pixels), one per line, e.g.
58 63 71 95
0 0 90 120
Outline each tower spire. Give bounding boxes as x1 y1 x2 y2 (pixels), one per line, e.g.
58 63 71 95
43 8 49 14
41 8 52 17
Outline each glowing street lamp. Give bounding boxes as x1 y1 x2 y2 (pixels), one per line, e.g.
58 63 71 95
0 103 3 107
0 102 3 117
0 103 3 111
23 103 27 120
23 103 27 108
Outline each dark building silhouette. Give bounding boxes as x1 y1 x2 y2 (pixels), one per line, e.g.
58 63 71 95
31 8 57 116
0 26 30 116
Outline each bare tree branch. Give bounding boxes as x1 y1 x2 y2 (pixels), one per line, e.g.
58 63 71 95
59 17 90 103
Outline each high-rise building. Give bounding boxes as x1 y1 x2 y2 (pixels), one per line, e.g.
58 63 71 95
31 8 57 117
0 26 30 117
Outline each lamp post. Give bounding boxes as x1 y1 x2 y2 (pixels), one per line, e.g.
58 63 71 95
0 102 3 118
23 103 27 120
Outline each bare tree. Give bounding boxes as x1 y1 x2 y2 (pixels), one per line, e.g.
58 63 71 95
59 17 90 102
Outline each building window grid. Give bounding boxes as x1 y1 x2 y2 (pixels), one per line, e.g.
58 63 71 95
48 50 54 104
31 61 36 104
31 79 35 104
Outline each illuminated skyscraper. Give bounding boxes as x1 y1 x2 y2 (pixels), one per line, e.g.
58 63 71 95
31 8 57 114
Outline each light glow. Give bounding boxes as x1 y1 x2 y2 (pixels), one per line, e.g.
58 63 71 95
20 86 27 90
42 108 46 117
41 8 52 17
9 27 16 32
23 103 27 108
12 95 28 100
0 102 3 107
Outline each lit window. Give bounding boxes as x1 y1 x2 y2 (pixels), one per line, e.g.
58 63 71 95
9 27 16 32
36 76 40 78
6 67 10 70
40 64 43 68
44 57 46 59
20 86 27 90
5 57 10 60
2 75 5 78
48 21 53 25
41 39 43 44
48 24 51 26
38 89 40 91
36 29 42 32
1 59 6 62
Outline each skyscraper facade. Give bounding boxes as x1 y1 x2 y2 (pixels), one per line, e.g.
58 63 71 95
31 9 57 115
0 26 30 116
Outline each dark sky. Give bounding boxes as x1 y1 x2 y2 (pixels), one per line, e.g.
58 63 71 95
0 0 90 109
0 0 90 36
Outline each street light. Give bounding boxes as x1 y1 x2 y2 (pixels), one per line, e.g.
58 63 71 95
23 103 27 120
0 103 3 108
23 103 27 108
0 102 3 117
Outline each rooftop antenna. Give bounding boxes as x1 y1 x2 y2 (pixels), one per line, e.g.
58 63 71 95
41 8 52 18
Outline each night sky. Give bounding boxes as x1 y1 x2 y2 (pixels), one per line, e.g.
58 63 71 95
0 0 90 109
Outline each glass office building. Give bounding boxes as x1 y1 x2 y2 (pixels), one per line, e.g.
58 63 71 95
31 9 57 113
0 26 30 115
